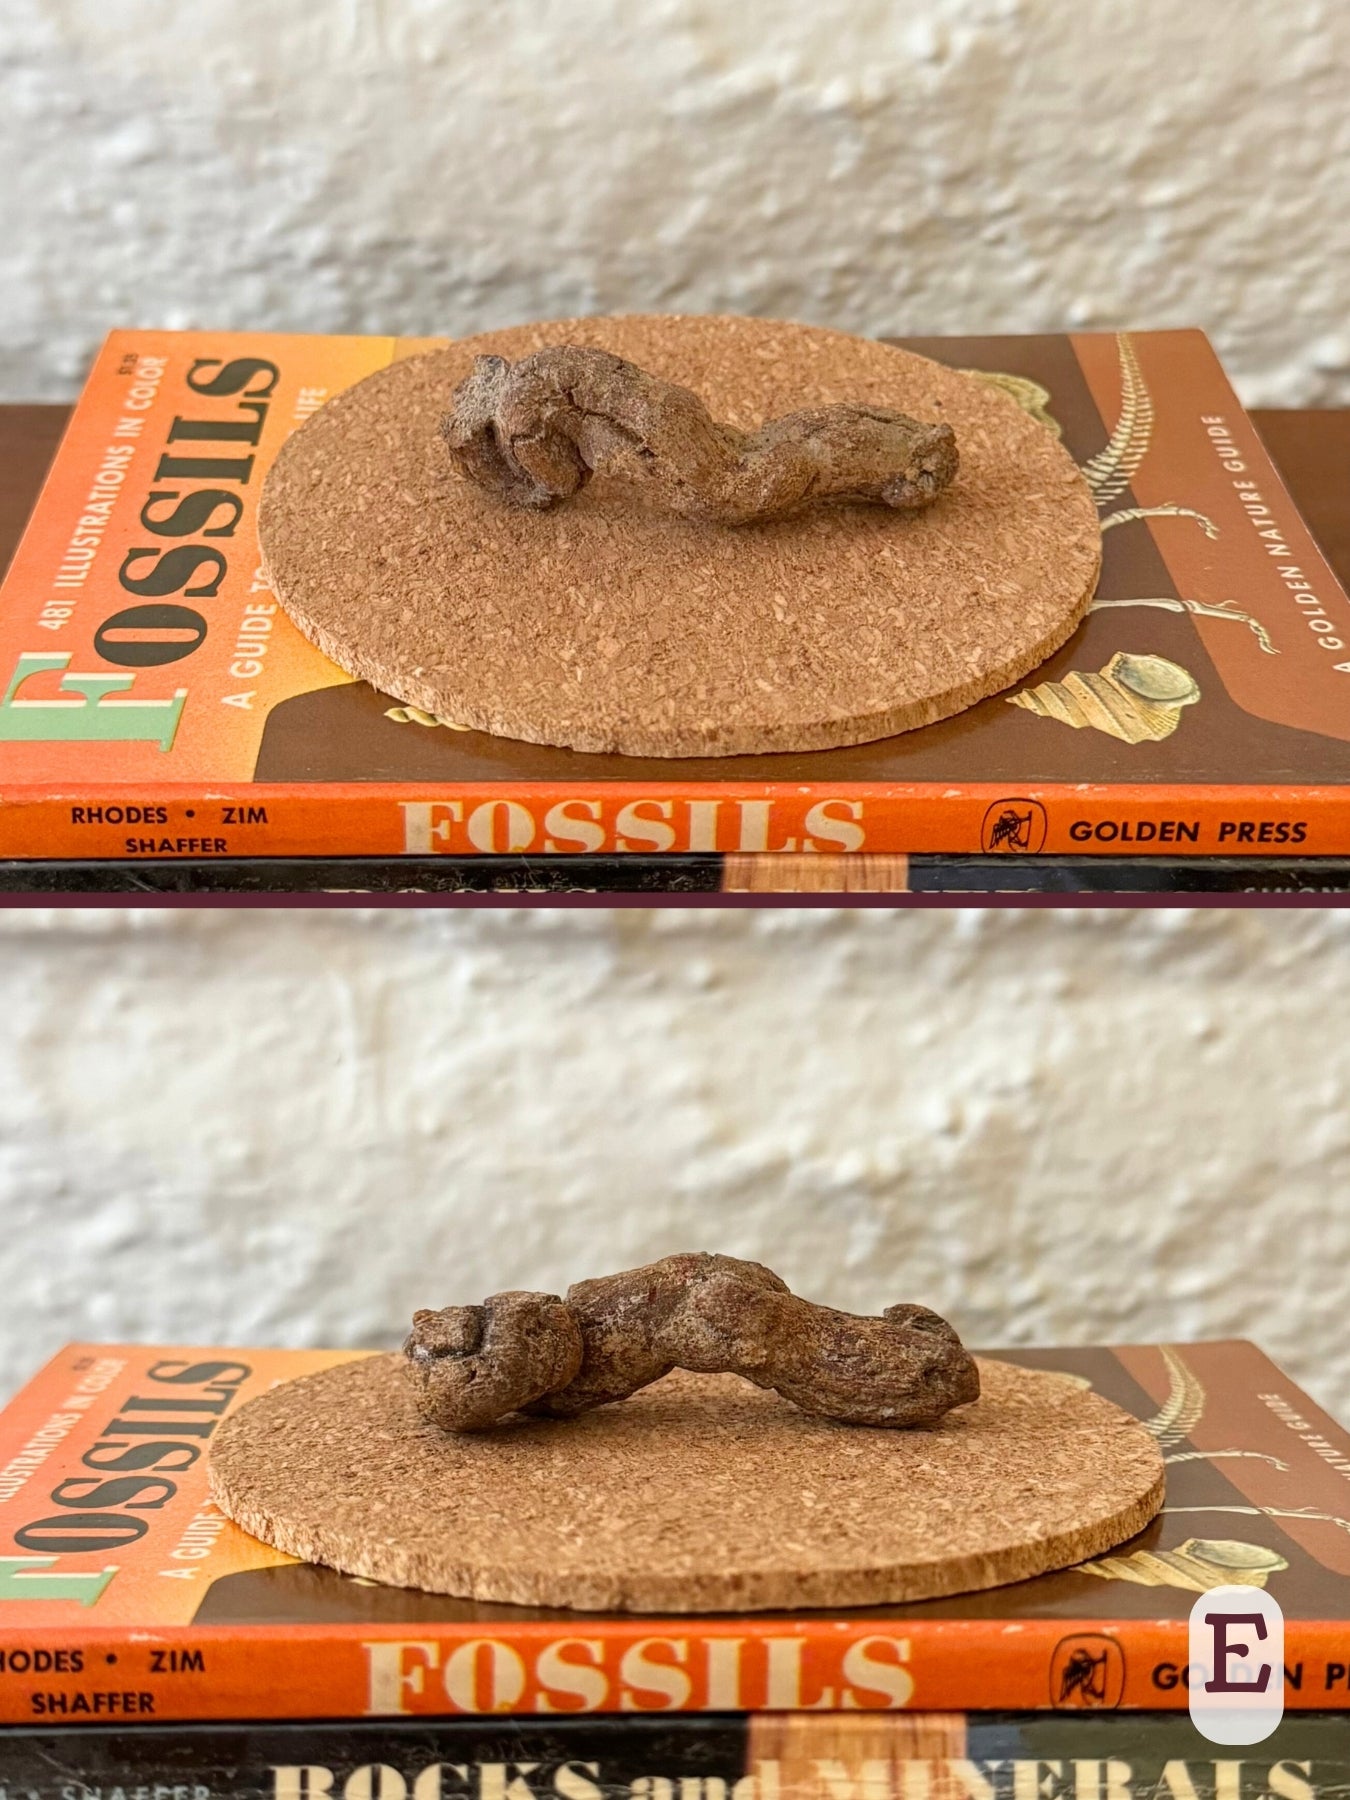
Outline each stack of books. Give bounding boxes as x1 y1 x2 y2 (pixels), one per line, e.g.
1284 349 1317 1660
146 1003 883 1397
1 326 1348 894
1 1338 1348 1793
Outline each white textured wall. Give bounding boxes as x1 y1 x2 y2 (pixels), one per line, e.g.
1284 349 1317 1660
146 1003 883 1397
0 907 1347 1418
5 0 1349 405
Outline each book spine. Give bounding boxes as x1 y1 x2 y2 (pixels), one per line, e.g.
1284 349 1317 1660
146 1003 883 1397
1 1620 1345 1725
3 1709 1349 1800
0 786 1345 862
0 853 731 895
5 853 1350 895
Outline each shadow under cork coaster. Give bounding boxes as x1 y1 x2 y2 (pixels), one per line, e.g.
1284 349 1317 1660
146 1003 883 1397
208 1357 1164 1612
258 315 1103 758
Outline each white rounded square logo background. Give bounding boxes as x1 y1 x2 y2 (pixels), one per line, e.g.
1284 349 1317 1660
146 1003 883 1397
1189 1585 1285 1745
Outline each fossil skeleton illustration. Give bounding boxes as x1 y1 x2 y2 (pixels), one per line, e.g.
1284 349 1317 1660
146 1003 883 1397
1069 1345 1349 1593
1137 1346 1281 1468
982 334 1277 656
1091 597 1277 655
1168 1504 1350 1538
1082 337 1216 535
1142 1346 1286 1470
1084 338 1274 652
1143 1345 1207 1447
1065 1346 1350 1598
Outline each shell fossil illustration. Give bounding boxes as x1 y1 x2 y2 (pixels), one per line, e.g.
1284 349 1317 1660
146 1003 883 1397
1079 1536 1288 1595
1008 651 1201 744
385 704 471 731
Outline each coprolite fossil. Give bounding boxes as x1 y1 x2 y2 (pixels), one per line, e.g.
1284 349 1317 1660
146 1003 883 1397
443 347 960 524
404 1253 980 1431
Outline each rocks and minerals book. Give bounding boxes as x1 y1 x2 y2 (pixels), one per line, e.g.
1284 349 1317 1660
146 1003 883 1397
5 1710 1350 1800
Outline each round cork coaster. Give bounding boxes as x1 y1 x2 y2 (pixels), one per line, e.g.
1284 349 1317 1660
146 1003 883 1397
209 1357 1163 1612
259 316 1102 757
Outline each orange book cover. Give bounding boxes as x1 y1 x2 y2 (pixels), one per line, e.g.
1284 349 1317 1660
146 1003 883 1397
0 328 1347 864
0 1339 1348 1724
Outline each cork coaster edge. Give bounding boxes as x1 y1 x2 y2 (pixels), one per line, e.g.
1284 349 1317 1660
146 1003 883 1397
211 1462 1164 1615
267 558 1102 759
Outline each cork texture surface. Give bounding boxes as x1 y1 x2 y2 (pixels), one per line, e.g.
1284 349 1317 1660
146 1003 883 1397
208 1355 1165 1611
259 315 1102 756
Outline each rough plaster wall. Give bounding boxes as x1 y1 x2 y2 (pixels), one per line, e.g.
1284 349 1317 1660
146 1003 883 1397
0 907 1346 1418
4 0 1348 405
